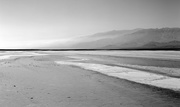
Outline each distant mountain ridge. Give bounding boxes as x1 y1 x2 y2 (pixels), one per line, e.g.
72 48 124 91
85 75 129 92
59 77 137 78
141 41 180 49
66 28 180 49
47 28 180 49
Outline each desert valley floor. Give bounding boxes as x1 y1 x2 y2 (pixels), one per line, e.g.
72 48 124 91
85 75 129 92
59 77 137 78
0 51 180 107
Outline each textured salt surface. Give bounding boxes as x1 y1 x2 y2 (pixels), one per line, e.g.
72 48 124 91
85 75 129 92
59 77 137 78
116 64 180 77
66 55 180 77
65 51 180 60
0 55 11 59
56 61 180 91
0 52 48 60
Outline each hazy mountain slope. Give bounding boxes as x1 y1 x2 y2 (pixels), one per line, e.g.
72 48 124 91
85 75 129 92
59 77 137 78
70 29 142 49
69 28 180 49
141 41 180 49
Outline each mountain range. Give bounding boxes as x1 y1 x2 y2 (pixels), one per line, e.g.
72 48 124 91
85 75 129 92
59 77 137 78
51 28 180 49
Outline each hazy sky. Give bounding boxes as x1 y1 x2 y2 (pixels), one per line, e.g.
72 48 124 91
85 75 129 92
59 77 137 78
0 0 179 48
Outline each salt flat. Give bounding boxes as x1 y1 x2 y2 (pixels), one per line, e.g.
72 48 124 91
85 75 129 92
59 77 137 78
0 51 180 107
56 61 180 91
63 51 180 60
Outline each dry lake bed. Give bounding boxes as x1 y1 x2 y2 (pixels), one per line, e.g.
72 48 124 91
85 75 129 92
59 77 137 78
0 51 180 107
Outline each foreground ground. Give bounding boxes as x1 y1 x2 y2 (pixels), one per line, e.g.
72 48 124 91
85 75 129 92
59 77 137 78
0 51 180 107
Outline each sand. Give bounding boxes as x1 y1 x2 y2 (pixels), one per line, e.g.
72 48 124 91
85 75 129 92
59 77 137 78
0 51 180 107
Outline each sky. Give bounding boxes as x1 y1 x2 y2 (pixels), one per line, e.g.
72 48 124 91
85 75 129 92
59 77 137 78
0 0 179 48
